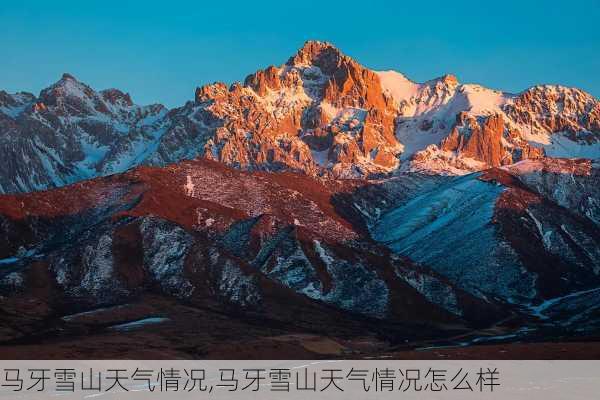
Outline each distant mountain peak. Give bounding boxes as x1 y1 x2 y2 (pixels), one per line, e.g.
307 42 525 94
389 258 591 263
61 72 77 81
1 40 599 195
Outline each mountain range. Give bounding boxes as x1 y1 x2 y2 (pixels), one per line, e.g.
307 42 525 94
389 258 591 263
0 41 599 358
1 40 599 193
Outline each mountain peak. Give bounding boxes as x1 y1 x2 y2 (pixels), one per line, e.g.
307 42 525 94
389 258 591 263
46 73 89 93
299 40 337 53
61 72 77 81
100 88 133 107
425 73 459 87
40 73 93 104
286 40 346 73
440 74 458 85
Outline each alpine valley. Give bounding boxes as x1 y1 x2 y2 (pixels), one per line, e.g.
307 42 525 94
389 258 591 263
1 41 599 358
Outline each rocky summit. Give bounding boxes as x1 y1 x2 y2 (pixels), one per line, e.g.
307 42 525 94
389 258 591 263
0 41 599 358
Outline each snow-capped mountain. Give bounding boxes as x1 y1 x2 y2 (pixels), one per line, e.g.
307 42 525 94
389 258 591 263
146 40 402 178
1 41 598 194
386 75 600 175
0 74 168 193
157 41 600 178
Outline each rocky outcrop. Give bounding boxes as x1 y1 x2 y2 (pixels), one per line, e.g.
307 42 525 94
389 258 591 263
441 113 507 167
505 85 600 137
244 65 282 96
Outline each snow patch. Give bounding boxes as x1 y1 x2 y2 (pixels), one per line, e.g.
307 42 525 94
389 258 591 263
109 317 170 331
539 133 600 159
184 175 195 196
373 173 536 302
376 70 420 105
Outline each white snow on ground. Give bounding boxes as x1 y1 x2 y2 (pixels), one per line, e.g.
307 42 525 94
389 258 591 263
0 75 171 194
501 159 546 174
537 133 600 159
312 240 389 318
520 128 552 145
404 145 488 175
376 70 420 105
29 137 68 187
460 84 509 115
80 233 116 298
313 240 334 267
396 126 450 161
319 103 366 128
525 209 553 250
502 158 600 225
394 85 467 159
141 218 195 299
372 173 536 302
394 264 462 316
0 93 34 118
61 304 130 321
372 174 502 250
266 239 389 318
0 248 36 265
378 71 598 174
268 248 323 300
184 175 195 196
0 104 28 118
393 81 510 161
528 287 600 319
217 258 261 307
109 317 170 331
318 102 341 120
102 125 169 175
260 82 312 118
73 132 111 179
502 158 592 176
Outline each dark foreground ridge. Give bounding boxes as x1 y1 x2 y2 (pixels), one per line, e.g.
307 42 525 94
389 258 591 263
0 158 599 358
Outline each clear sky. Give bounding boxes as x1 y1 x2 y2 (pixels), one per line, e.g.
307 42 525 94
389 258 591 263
1 0 598 108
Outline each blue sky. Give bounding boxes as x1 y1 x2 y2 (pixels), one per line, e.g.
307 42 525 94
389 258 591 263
1 0 599 107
